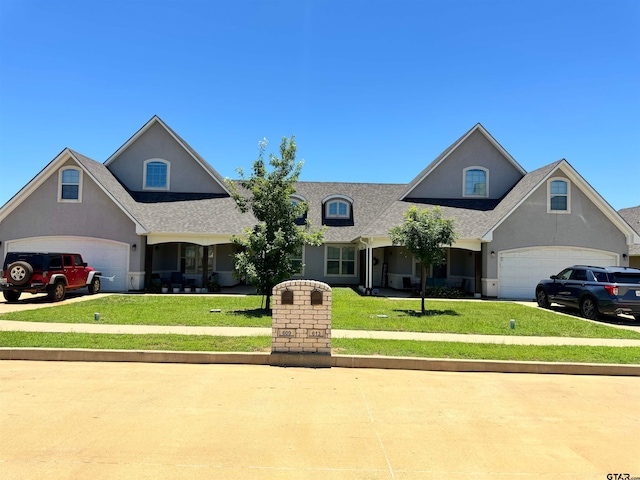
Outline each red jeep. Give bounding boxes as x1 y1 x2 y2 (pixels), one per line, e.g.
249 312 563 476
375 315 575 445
1 252 102 302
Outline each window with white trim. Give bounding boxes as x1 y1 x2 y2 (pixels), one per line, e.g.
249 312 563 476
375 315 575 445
290 246 304 275
143 159 170 190
326 200 349 218
58 167 82 202
180 244 215 275
326 245 356 276
548 178 570 213
463 167 488 197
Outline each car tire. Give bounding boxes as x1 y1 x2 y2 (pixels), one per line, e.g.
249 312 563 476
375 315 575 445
536 288 550 308
48 281 66 302
3 290 21 303
7 261 33 286
88 277 100 294
580 296 599 320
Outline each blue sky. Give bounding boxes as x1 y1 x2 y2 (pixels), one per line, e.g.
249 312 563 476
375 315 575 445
1 0 638 210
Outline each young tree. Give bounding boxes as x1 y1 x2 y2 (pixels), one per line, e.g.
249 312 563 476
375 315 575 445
226 136 324 311
389 206 457 314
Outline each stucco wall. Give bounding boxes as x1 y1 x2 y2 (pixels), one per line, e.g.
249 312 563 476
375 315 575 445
485 175 627 278
108 122 227 194
409 130 524 199
0 160 140 270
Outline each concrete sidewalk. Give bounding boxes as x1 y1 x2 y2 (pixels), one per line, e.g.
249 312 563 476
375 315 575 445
2 319 640 347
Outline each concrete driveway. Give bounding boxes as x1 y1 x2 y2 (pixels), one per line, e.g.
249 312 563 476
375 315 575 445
1 360 638 479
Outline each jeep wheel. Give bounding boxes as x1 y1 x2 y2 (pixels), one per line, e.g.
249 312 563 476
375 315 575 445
8 261 33 286
3 290 21 303
580 296 599 320
88 277 100 294
536 288 550 308
49 281 66 302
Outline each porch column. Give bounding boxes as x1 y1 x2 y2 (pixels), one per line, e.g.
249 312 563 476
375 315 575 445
367 245 373 290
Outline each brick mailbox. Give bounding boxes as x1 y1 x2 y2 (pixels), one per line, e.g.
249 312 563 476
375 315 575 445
271 280 332 367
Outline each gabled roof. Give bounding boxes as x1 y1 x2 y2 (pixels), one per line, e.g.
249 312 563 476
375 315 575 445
0 149 147 233
481 159 640 244
400 123 526 200
619 205 640 255
105 115 230 195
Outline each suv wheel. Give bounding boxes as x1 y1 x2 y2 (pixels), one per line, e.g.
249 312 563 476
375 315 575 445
580 296 599 320
48 281 66 302
8 261 33 286
88 277 100 294
536 288 550 308
3 290 21 303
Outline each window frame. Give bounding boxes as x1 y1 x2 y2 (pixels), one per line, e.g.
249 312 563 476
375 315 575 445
180 244 215 275
547 177 571 214
143 158 170 191
324 244 357 277
323 194 353 220
462 167 489 198
58 167 83 203
290 245 305 276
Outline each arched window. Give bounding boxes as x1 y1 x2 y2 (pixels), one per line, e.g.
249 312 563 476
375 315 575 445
58 167 82 202
143 159 170 190
323 194 353 219
548 178 570 213
463 167 488 197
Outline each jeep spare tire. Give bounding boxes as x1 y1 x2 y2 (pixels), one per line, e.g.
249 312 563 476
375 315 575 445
8 261 33 286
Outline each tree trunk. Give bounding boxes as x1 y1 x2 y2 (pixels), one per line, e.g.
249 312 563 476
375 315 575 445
265 292 271 312
421 264 427 314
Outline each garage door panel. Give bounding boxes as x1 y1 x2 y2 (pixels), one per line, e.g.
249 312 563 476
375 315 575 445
498 248 617 299
7 237 128 292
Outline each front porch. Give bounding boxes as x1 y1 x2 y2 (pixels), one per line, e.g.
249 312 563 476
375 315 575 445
358 244 483 297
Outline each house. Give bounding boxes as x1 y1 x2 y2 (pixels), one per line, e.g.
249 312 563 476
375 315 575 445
1 116 637 299
619 206 640 269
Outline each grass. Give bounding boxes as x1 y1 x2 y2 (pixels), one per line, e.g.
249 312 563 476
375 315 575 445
1 288 639 365
1 288 639 339
2 331 639 364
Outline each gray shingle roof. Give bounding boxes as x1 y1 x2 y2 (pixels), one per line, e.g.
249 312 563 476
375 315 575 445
71 149 573 244
619 205 640 255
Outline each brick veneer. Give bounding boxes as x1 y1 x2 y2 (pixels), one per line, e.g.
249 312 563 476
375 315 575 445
271 280 332 355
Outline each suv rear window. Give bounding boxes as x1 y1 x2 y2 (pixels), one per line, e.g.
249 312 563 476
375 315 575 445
4 253 45 270
611 273 640 284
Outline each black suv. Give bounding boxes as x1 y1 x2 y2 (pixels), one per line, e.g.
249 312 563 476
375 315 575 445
535 265 640 321
1 252 102 302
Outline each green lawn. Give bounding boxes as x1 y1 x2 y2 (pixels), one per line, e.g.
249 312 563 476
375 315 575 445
2 288 639 365
2 331 639 364
1 288 639 339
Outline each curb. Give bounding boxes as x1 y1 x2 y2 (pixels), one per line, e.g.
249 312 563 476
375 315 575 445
2 348 639 376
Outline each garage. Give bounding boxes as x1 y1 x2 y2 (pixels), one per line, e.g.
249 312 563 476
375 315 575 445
498 247 618 299
6 236 129 292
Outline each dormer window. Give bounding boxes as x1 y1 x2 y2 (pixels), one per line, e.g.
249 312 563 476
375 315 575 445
327 200 348 218
548 178 570 213
322 194 354 226
290 194 307 225
463 167 488 197
144 159 170 190
58 167 82 202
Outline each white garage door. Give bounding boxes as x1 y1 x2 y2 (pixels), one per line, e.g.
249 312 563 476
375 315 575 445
7 236 129 292
498 247 618 299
